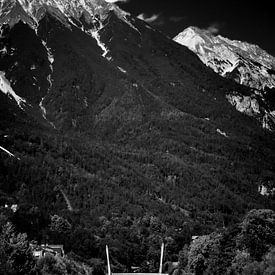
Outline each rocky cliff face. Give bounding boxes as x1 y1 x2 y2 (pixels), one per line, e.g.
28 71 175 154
174 27 275 130
0 0 131 28
174 27 275 91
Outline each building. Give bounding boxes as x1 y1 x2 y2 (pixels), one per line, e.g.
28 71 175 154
31 244 65 258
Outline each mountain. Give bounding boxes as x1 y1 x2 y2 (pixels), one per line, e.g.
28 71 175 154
174 27 275 131
174 27 275 92
0 0 275 270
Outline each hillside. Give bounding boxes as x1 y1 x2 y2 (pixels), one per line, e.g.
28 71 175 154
0 0 274 271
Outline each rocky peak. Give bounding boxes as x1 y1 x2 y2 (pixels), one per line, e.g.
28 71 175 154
0 0 131 30
174 26 275 131
174 26 275 91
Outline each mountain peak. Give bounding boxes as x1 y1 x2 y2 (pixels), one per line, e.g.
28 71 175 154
174 26 215 52
174 26 275 131
0 0 130 29
174 26 275 90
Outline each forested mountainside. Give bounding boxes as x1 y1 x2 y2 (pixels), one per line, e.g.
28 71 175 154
0 0 274 274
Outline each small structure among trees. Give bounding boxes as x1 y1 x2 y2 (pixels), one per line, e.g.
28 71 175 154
31 243 65 258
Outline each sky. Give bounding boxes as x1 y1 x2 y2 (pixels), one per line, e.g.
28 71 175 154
112 0 275 56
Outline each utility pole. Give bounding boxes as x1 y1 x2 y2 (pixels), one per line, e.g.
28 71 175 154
159 243 164 274
106 245 111 275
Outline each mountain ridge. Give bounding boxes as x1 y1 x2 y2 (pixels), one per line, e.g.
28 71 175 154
0 0 138 32
174 26 275 131
174 26 275 86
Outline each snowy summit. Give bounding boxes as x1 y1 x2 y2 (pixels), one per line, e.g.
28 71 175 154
174 26 275 92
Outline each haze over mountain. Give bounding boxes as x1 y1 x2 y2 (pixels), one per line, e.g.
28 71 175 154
0 0 274 273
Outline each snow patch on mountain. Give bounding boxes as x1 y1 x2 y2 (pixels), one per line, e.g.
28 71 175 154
39 98 46 118
87 29 111 60
216 129 228 138
39 40 56 128
117 66 127 73
0 71 26 109
0 145 18 159
42 40 54 71
40 40 54 120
